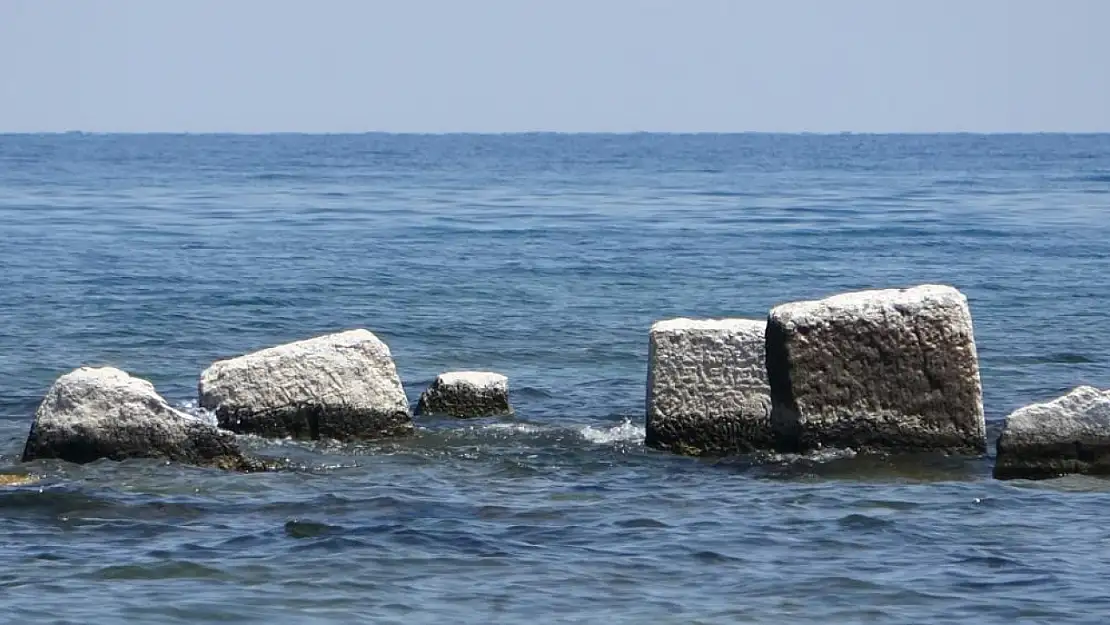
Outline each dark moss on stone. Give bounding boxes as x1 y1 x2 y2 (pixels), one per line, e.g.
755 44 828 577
216 404 415 441
416 373 512 419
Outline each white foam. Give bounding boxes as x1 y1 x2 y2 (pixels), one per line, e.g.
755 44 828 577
763 447 859 464
579 418 646 445
482 422 543 435
175 400 219 428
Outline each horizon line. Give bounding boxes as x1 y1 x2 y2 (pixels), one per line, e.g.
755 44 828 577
2 130 1109 137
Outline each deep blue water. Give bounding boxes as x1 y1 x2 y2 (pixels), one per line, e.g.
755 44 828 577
1 133 1109 624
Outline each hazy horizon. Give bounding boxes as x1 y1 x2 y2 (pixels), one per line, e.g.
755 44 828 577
2 0 1107 133
4 131 1109 137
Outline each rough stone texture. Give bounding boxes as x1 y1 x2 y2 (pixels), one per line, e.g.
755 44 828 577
199 329 413 441
994 386 1110 480
766 284 986 454
645 318 772 455
22 367 258 470
416 371 512 418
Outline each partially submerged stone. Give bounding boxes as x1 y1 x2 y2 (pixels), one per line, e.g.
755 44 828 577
417 371 512 418
22 367 257 470
994 386 1110 480
645 318 772 455
199 329 413 441
766 284 986 454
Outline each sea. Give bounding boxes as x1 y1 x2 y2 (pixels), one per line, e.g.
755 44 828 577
1 133 1109 624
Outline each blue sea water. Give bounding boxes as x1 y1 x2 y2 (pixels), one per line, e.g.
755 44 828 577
1 133 1109 624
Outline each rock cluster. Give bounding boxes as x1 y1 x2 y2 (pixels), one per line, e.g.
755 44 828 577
646 284 986 456
18 292 1109 482
21 329 415 470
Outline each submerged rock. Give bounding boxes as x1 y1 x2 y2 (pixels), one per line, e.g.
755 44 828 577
994 386 1110 480
22 367 259 470
199 329 413 441
645 318 772 455
417 371 512 418
766 284 986 454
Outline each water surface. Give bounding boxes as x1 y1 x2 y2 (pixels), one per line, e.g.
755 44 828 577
2 134 1109 623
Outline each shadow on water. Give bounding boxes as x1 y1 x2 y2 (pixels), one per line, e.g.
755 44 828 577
0 410 1102 496
0 414 1017 489
692 448 993 483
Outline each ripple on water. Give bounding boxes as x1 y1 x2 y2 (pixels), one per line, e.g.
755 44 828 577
93 561 234 581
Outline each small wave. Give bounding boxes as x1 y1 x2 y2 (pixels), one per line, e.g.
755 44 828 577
694 189 753 198
466 419 646 445
515 386 555 399
0 473 39 487
613 517 669 529
94 560 232 581
579 418 645 445
175 400 218 427
954 553 1025 570
249 172 304 181
284 519 344 539
1053 172 1110 184
0 395 42 418
690 549 743 564
1014 352 1097 365
837 513 896 531
481 422 544 435
763 447 859 464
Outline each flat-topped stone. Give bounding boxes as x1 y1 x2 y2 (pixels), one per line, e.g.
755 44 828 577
417 371 512 418
766 284 986 454
646 317 772 455
437 371 506 387
199 329 413 441
23 367 258 470
994 386 1110 480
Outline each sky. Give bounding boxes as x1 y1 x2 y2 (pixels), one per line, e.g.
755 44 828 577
0 0 1107 133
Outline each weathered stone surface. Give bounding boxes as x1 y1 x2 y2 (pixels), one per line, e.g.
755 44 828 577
199 329 413 441
994 386 1110 480
766 284 986 454
416 371 512 418
645 318 772 455
22 367 257 470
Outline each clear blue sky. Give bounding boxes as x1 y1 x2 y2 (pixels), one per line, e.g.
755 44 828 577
1 0 1107 133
